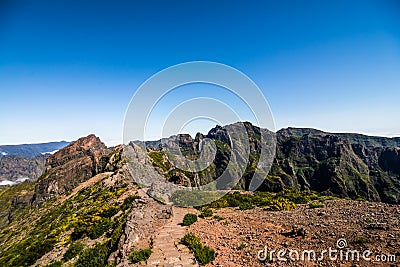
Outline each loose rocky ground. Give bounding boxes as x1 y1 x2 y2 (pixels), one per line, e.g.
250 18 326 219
189 199 400 266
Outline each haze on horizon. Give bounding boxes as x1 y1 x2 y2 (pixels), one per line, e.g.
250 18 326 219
1 0 399 146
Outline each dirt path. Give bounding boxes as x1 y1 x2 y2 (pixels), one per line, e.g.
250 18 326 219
146 206 199 266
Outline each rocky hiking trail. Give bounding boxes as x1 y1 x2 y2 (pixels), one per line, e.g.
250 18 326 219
146 206 198 266
130 189 198 266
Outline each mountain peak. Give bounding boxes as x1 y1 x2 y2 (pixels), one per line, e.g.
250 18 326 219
32 134 110 204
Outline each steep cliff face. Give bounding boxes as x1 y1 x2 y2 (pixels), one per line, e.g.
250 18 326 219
32 134 110 204
279 127 400 149
267 129 400 203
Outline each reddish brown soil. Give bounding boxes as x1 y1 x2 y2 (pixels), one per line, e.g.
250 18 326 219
189 199 400 266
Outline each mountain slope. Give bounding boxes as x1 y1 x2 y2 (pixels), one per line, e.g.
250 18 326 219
0 134 177 267
0 135 132 266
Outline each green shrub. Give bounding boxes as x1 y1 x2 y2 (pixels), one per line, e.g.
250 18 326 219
277 189 310 204
213 215 224 221
208 198 229 209
110 215 127 248
129 248 152 264
75 242 109 267
239 202 255 210
88 219 113 239
183 213 198 226
99 205 119 218
238 243 247 250
205 190 323 211
72 218 113 240
194 245 215 265
309 203 324 209
63 242 84 261
182 233 202 250
199 208 213 218
355 237 368 244
12 237 58 266
121 195 139 210
148 151 172 172
269 198 296 211
181 233 215 265
42 261 62 267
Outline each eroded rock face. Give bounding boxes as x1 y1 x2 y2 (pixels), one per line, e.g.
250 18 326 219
267 130 400 203
32 134 110 204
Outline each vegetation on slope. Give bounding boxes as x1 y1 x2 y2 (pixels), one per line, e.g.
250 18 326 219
128 247 152 264
172 189 327 211
0 175 137 266
181 233 215 265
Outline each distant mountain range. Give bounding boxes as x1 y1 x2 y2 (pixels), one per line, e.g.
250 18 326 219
0 141 70 185
0 141 70 158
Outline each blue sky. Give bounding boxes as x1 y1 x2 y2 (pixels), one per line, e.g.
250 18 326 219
0 0 399 145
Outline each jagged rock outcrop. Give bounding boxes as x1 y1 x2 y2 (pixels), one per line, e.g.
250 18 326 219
31 134 110 204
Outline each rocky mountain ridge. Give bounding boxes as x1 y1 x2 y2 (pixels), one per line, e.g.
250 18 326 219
271 128 400 203
278 127 400 149
144 122 400 204
32 134 115 204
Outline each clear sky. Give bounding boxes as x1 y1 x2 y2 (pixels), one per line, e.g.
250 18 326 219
1 0 399 145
